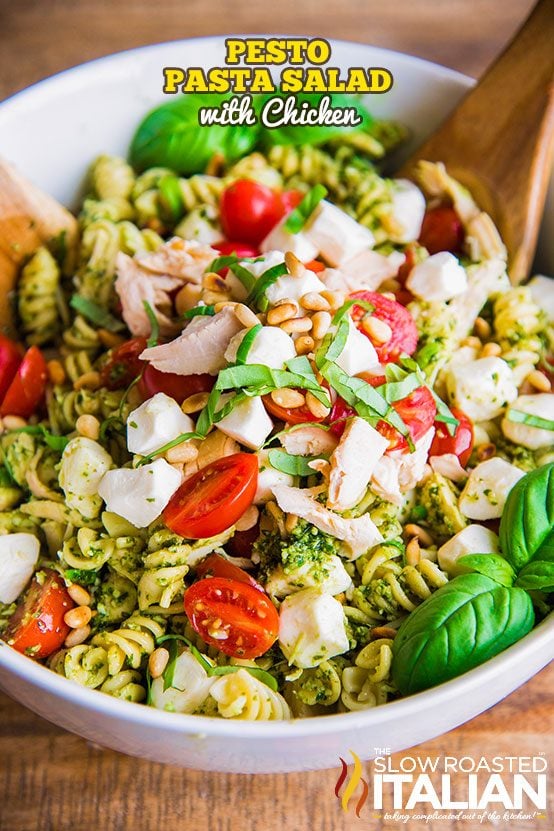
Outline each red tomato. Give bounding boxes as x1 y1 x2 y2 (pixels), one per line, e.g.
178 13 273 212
0 346 47 418
350 291 419 363
163 453 258 539
196 552 262 589
138 364 214 403
3 569 74 659
225 522 261 559
220 179 283 245
262 393 323 425
279 189 304 213
304 259 326 273
419 206 464 255
100 337 147 390
184 576 279 658
0 334 22 402
429 407 474 467
329 395 354 437
377 385 437 451
393 246 417 306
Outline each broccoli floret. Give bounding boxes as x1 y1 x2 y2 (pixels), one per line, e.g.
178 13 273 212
414 472 467 544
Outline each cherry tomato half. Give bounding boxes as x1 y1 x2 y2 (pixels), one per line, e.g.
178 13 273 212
213 240 261 277
350 291 419 363
262 393 324 426
163 453 258 539
196 552 262 589
377 385 437 452
3 569 74 659
279 189 304 214
0 334 22 402
0 345 47 418
138 364 214 403
220 179 283 246
429 407 474 467
419 206 464 255
100 336 147 391
184 576 279 658
225 521 261 560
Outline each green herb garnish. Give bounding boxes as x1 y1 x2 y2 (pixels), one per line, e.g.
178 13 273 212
69 295 125 333
284 184 327 233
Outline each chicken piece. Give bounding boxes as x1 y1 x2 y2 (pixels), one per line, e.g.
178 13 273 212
271 484 383 560
429 453 468 483
140 306 243 375
371 428 435 505
135 237 218 284
321 250 405 293
114 252 182 337
280 425 338 457
327 417 389 512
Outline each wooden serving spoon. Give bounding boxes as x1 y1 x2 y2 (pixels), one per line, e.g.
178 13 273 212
399 0 554 283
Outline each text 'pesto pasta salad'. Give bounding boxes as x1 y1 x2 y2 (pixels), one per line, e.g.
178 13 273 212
0 93 552 721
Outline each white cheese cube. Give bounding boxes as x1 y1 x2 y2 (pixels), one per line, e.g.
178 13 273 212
388 179 427 243
446 357 518 422
264 266 326 308
260 217 318 261
150 648 214 713
335 318 380 376
529 275 554 321
254 449 294 503
265 555 352 599
406 251 468 302
224 325 296 371
459 457 525 520
437 525 500 577
502 394 554 449
127 392 195 457
98 459 182 528
278 587 349 668
216 396 273 450
230 249 286 303
0 534 40 603
59 437 113 518
303 200 375 266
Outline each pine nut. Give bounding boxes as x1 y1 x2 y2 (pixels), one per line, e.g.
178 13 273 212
267 302 298 325
73 371 101 391
371 626 397 639
75 414 100 441
148 647 170 679
270 388 305 408
362 316 393 344
380 292 397 302
311 311 332 341
64 605 92 629
234 303 260 328
406 537 421 565
47 359 66 386
285 513 299 534
284 251 304 277
476 442 496 461
67 584 92 606
203 272 228 293
280 316 312 334
64 624 91 648
214 301 237 313
182 392 210 414
97 329 126 349
379 279 401 294
404 524 434 547
295 335 315 355
166 441 199 464
474 316 491 339
175 283 203 315
2 415 27 430
481 342 502 358
235 504 259 531
300 292 330 312
203 290 230 305
305 391 331 419
320 290 345 310
527 369 551 392
461 336 482 350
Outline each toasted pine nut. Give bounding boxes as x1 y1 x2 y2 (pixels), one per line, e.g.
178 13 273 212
182 392 211 414
203 271 228 293
203 290 230 305
284 251 304 277
67 584 92 606
379 279 401 293
175 283 203 315
214 301 237 313
280 316 312 334
295 335 315 355
2 415 27 430
474 316 491 339
404 524 434 547
305 391 331 419
75 414 100 441
406 537 421 566
73 371 101 391
64 605 92 629
47 359 66 386
267 302 298 325
476 442 496 461
371 625 397 639
235 504 259 531
234 303 260 328
380 292 397 302
285 513 299 534
311 311 332 341
166 442 199 465
64 625 91 648
320 289 345 310
362 316 393 344
461 336 482 350
527 369 551 392
148 647 170 679
271 388 305 409
300 292 330 312
97 329 126 349
481 342 502 358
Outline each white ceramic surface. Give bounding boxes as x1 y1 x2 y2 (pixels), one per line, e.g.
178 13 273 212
0 38 552 773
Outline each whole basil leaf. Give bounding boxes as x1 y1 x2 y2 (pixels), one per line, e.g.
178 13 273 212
515 559 554 591
499 463 554 572
391 573 535 695
456 554 516 588
260 92 373 147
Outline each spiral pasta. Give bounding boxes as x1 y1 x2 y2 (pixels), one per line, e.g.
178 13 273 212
17 247 62 345
62 527 114 571
90 155 135 202
493 287 546 384
51 644 110 688
350 558 448 621
209 669 291 720
100 669 146 702
92 614 165 675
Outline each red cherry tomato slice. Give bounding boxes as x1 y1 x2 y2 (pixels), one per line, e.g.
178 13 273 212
163 453 258 539
429 407 474 467
419 206 464 255
225 521 261 560
196 552 262 589
3 568 74 659
220 179 284 245
0 334 22 402
184 576 279 658
350 290 419 364
138 364 214 403
304 259 326 273
100 337 147 390
377 385 437 452
279 189 304 214
212 240 260 276
0 345 47 418
262 393 324 426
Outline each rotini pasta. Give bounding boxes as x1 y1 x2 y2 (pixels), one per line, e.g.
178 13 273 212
17 247 62 345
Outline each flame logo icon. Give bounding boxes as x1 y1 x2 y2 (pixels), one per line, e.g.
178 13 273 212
334 750 369 816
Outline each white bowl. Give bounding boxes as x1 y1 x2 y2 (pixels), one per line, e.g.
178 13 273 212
0 38 552 773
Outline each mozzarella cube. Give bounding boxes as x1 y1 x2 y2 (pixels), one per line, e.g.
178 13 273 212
0 534 40 603
216 396 273 450
266 555 352 599
260 217 318 261
335 318 380 376
98 459 182 528
406 251 468 302
150 648 214 713
502 394 554 449
387 179 427 243
446 357 518 422
278 587 349 668
59 437 113 518
264 265 326 308
127 392 195 456
437 525 500 577
529 275 554 321
225 325 296 371
254 449 294 503
303 200 375 266
459 457 525 520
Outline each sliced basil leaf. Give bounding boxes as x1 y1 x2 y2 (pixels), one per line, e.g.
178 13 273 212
284 184 327 233
69 295 125 332
143 300 160 348
456 554 516 587
380 373 421 404
235 324 262 365
209 254 261 273
246 262 288 312
268 448 325 477
137 430 199 465
507 409 554 431
181 305 216 320
229 262 258 294
215 364 330 407
162 638 180 692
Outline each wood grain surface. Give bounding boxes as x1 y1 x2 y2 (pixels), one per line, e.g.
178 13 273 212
0 1 551 830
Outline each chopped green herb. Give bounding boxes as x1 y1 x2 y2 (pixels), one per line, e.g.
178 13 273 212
181 305 216 319
246 262 288 312
142 300 160 348
235 324 263 365
507 409 554 431
268 448 326 477
284 184 327 233
69 295 125 332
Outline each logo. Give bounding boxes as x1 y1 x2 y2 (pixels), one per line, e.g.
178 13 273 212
335 750 369 816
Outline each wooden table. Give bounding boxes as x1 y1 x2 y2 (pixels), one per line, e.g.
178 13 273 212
0 1 551 829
